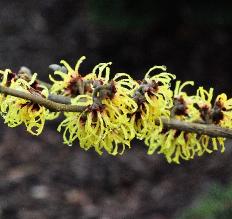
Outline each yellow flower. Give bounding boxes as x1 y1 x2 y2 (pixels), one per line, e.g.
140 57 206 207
172 81 200 121
59 92 136 155
58 64 137 155
213 93 232 128
132 66 175 147
195 87 225 154
146 81 203 163
1 71 57 135
50 56 113 97
50 56 87 96
0 69 17 104
150 129 203 164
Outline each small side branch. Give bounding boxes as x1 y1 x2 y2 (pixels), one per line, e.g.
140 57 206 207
1 84 232 138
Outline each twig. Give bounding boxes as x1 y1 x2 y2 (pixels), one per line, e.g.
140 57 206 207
160 118 232 139
0 85 86 112
1 84 232 138
48 94 71 104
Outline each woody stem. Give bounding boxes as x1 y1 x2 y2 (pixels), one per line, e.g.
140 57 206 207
1 84 232 138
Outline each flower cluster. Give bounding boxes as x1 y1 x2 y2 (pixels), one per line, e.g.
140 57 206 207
0 69 57 135
52 57 137 155
0 56 232 163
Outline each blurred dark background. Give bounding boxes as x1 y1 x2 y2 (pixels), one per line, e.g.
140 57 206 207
1 1 232 219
